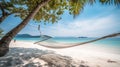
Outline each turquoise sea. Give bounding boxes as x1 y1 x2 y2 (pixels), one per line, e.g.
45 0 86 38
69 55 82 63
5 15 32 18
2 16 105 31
14 37 120 49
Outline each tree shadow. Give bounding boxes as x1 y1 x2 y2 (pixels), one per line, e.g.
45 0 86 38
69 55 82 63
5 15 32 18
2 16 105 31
0 47 54 67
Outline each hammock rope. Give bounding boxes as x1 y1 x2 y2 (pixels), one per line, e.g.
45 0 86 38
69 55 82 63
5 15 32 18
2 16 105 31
32 23 120 49
38 25 42 36
34 32 120 49
34 24 52 43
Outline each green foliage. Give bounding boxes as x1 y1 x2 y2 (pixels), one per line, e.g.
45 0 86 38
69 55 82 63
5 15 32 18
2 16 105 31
0 0 27 15
0 0 120 24
68 0 87 17
32 0 67 23
99 0 120 5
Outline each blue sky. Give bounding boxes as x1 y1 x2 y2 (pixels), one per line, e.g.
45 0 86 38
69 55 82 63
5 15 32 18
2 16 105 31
0 2 120 37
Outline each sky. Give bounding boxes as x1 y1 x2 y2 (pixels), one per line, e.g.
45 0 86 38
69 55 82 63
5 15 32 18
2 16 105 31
0 2 120 37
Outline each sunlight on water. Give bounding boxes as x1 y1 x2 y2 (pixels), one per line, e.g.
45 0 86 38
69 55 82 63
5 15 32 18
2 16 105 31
14 37 120 48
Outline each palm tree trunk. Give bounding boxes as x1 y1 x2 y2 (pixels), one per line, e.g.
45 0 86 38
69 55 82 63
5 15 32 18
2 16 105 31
0 0 51 57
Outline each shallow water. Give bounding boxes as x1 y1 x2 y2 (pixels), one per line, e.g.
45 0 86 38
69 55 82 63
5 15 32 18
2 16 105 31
14 37 120 48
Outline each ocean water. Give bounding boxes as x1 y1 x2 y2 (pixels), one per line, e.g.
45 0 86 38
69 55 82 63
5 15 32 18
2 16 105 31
14 37 120 48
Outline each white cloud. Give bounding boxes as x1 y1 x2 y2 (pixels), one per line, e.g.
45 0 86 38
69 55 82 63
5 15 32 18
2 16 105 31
42 15 120 37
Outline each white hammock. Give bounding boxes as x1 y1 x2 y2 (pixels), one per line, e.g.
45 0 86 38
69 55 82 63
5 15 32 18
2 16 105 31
35 25 120 49
34 32 120 49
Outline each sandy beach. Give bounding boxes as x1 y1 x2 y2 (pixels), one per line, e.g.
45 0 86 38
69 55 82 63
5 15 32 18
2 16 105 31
1 0 120 67
7 40 120 67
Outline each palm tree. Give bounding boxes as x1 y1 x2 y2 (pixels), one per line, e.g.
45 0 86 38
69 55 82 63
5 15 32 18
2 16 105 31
0 0 51 57
0 0 28 23
0 0 120 57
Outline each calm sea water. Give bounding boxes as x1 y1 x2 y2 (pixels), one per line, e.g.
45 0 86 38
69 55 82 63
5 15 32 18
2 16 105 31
14 37 120 48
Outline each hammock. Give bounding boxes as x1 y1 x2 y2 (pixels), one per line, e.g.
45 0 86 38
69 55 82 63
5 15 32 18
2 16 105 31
34 25 52 43
34 25 120 49
34 35 52 44
34 32 120 49
34 39 81 49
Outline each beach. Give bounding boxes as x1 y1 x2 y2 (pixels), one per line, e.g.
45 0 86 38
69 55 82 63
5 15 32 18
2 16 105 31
6 40 120 67
0 0 120 66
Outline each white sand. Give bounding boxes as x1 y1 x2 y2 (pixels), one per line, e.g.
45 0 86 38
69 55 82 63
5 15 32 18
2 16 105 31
10 40 120 67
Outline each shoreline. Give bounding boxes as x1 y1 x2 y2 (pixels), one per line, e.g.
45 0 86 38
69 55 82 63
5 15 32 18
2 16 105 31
9 40 120 67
